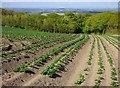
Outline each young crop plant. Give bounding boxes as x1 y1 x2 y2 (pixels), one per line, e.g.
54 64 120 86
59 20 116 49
111 81 119 87
74 35 95 86
94 36 104 87
14 63 30 72
99 37 119 87
108 36 120 45
94 76 104 88
104 35 120 51
41 34 90 78
87 35 95 66
75 74 85 85
2 29 80 61
15 34 85 72
110 36 120 41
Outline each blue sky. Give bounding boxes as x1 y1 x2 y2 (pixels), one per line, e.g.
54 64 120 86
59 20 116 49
1 0 119 2
1 2 118 9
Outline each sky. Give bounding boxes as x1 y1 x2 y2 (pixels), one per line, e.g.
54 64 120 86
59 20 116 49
1 2 118 9
1 0 119 2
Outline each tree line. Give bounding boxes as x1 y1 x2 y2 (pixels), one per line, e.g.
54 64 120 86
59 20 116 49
1 8 119 34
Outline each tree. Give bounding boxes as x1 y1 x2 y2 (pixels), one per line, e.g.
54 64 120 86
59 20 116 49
2 8 118 34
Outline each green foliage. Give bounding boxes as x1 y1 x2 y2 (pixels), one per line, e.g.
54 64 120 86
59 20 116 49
2 8 117 34
75 74 85 85
15 34 82 72
94 37 105 87
83 12 118 34
41 34 89 78
99 37 119 87
110 36 120 41
14 63 29 72
111 81 119 87
87 36 95 65
2 27 80 61
2 9 85 33
104 35 120 51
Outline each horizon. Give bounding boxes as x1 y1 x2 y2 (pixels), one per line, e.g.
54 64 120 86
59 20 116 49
1 2 118 9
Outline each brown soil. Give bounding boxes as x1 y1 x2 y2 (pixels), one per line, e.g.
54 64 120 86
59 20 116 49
99 36 119 83
99 36 118 73
99 38 111 86
108 36 119 43
2 38 10 46
2 38 31 51
2 35 119 86
82 38 99 86
2 35 81 76
21 36 92 86
2 35 82 86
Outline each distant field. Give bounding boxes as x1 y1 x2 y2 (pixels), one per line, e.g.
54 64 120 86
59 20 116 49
41 13 64 15
2 27 119 87
2 27 61 37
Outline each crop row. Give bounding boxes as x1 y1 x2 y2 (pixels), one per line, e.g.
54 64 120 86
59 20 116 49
104 36 120 51
14 34 85 72
75 35 95 85
40 35 89 78
110 36 120 41
93 37 105 87
99 37 119 87
107 36 120 47
2 27 67 41
87 35 95 66
2 34 80 61
4 34 79 53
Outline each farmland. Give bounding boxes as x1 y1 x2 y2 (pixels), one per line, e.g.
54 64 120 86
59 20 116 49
1 27 119 87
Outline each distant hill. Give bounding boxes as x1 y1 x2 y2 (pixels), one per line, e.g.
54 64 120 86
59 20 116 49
5 8 118 14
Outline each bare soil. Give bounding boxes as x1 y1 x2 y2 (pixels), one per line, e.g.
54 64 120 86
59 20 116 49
2 35 81 76
2 35 82 86
82 38 99 86
22 36 92 86
100 36 118 73
2 35 119 86
99 38 111 86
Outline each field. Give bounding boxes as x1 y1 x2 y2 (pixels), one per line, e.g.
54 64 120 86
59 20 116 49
1 27 119 87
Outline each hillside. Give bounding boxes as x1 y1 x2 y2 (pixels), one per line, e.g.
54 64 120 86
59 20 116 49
1 8 119 34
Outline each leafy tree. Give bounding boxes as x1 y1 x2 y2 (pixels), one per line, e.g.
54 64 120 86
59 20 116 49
1 8 118 34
